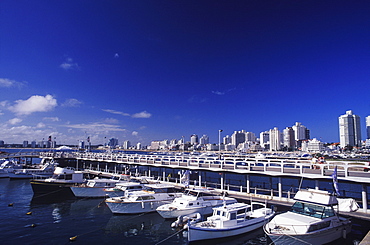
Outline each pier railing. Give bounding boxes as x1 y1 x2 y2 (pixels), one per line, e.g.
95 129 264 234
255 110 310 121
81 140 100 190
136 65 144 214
39 151 370 184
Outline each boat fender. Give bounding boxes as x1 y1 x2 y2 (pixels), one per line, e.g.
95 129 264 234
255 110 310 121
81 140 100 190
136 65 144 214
343 229 347 239
150 202 153 209
141 202 145 209
69 236 78 241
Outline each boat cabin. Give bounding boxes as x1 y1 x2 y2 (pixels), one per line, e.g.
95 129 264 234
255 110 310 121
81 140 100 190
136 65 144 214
208 203 252 228
45 167 84 183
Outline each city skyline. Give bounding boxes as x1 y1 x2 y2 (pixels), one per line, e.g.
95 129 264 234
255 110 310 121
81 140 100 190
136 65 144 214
1 1 370 145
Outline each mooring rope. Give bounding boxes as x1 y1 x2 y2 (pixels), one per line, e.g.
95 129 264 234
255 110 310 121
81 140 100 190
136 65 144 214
154 227 186 245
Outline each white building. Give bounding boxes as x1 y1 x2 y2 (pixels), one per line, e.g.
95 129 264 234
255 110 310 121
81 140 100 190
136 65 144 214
199 135 209 145
366 115 370 139
301 138 324 152
190 134 199 145
245 132 256 142
231 130 246 147
339 110 362 148
223 135 231 145
292 122 309 141
259 131 269 149
269 127 281 151
224 143 236 151
283 127 295 150
122 140 131 149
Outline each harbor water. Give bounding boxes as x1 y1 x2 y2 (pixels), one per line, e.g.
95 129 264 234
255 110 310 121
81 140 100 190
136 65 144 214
0 178 369 245
0 178 269 245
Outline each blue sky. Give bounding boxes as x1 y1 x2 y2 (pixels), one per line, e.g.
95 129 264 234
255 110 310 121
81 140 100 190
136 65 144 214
1 1 369 146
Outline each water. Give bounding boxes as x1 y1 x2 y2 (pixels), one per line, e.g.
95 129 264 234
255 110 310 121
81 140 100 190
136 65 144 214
0 179 269 245
1 149 369 244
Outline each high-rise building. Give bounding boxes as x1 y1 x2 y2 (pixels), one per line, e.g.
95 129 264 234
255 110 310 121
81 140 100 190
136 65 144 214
366 115 370 139
339 110 362 148
199 135 209 145
190 134 198 145
269 127 281 151
223 135 231 145
292 122 308 141
259 131 269 148
123 140 131 149
245 132 256 142
231 130 246 147
283 127 295 150
108 138 119 148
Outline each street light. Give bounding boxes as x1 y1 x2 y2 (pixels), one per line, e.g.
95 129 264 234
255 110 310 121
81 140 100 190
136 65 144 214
218 129 223 158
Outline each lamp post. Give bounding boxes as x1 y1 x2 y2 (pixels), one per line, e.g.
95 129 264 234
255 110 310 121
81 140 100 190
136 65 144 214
218 129 223 158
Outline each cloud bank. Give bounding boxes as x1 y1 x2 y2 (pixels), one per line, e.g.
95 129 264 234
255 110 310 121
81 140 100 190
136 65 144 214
8 95 57 115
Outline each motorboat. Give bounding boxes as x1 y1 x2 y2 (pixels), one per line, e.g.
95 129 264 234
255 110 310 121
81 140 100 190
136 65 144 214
263 188 352 245
30 166 86 197
156 188 237 219
0 160 23 178
104 180 149 198
9 159 58 179
187 202 275 242
70 175 131 198
105 183 182 214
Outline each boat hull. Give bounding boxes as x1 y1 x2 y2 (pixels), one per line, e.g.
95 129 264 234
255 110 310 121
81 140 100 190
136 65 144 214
264 222 352 245
157 206 211 219
30 180 76 197
188 215 272 242
106 200 173 214
70 187 107 198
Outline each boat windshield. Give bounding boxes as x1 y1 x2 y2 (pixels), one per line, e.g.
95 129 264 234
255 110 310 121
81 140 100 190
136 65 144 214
53 174 73 180
291 201 335 219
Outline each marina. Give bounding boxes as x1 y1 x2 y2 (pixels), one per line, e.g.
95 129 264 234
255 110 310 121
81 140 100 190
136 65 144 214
1 150 370 244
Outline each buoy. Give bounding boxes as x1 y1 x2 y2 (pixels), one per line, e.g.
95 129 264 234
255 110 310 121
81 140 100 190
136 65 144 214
69 236 78 241
26 211 32 215
31 224 36 228
8 203 14 207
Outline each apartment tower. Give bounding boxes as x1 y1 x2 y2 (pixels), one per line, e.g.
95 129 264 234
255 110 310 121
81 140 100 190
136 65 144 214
339 110 362 148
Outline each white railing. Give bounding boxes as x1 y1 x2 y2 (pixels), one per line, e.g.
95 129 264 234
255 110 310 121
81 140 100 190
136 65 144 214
51 152 370 183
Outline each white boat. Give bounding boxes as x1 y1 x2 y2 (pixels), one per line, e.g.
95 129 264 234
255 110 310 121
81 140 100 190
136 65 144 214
30 166 86 197
0 160 23 178
104 181 149 198
8 159 58 179
187 202 275 242
105 183 182 214
70 175 131 198
263 188 352 245
156 188 237 219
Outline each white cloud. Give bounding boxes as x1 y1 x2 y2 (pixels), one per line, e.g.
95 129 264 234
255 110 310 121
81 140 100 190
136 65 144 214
8 95 57 116
36 122 46 128
0 78 26 88
62 98 83 107
0 101 9 107
132 111 152 118
103 109 152 118
212 88 236 96
64 122 126 132
103 118 119 124
8 118 22 125
132 131 139 136
43 117 60 122
212 91 225 95
60 57 80 70
102 109 130 117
